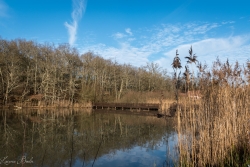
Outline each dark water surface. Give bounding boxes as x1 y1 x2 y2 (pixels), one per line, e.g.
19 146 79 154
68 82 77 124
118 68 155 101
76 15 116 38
0 109 178 167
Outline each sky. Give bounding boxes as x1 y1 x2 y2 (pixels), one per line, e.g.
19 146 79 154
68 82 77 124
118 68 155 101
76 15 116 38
1 0 250 72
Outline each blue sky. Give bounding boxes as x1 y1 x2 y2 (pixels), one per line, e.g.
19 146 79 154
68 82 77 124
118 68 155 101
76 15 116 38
1 0 250 72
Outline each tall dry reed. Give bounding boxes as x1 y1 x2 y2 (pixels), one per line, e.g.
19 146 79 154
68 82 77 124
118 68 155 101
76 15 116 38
177 60 250 166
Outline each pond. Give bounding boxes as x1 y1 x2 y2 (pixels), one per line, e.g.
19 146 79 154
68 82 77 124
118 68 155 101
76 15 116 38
0 109 179 167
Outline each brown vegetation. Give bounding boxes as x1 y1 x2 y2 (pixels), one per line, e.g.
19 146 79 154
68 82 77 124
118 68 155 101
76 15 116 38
174 49 250 166
0 39 173 107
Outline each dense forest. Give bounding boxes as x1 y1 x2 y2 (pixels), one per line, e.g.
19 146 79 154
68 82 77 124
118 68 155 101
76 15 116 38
0 38 174 106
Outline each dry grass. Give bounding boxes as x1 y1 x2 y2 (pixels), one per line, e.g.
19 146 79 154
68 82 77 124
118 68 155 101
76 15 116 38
117 90 174 103
177 83 250 166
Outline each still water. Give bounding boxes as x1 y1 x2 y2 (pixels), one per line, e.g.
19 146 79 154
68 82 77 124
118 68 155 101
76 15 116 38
0 109 178 167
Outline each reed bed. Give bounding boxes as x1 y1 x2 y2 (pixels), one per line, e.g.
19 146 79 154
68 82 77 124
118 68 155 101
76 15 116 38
177 78 250 165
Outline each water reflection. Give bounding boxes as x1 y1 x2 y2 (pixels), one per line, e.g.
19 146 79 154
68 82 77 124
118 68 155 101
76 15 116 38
0 109 178 167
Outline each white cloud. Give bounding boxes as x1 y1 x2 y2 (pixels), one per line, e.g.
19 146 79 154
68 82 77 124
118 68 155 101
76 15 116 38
164 36 248 58
222 21 235 24
113 32 126 39
184 23 220 36
82 43 151 67
65 0 86 46
80 21 250 73
125 28 133 36
113 28 133 40
157 35 250 72
0 0 8 18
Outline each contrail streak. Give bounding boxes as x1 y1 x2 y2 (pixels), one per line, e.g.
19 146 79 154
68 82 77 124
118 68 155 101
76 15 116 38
65 0 86 46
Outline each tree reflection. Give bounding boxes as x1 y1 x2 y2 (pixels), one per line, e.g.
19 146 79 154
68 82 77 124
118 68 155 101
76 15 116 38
0 109 176 167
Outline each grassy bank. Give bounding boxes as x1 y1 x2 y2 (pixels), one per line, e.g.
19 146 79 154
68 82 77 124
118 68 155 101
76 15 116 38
2 100 92 109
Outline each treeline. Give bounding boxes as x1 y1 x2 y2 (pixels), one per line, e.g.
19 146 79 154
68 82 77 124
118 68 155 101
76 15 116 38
0 38 173 105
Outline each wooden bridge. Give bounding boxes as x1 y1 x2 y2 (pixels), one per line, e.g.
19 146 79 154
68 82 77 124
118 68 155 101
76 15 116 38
92 103 160 111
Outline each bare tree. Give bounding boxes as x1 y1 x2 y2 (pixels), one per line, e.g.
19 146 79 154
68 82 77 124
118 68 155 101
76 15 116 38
0 40 22 104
